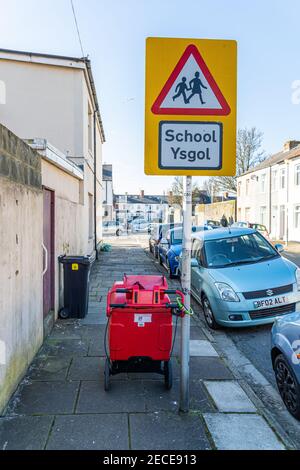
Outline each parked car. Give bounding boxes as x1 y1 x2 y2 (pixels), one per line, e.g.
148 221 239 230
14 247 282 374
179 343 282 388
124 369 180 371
231 222 271 242
131 219 152 233
102 220 125 236
149 223 182 259
249 223 271 243
206 219 221 229
182 227 300 329
158 225 212 279
271 308 300 420
231 221 249 228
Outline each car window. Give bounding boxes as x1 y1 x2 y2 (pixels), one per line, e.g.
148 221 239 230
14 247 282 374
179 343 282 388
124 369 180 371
204 232 278 268
171 228 183 245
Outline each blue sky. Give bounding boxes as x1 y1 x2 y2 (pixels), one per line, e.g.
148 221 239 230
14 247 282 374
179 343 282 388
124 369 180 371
0 0 299 194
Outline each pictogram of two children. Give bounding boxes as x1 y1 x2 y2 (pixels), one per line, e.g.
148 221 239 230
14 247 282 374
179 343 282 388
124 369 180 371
173 71 207 105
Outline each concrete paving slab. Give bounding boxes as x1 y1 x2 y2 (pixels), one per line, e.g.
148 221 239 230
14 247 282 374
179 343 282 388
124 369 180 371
190 380 215 412
130 412 211 450
190 357 233 380
68 356 104 381
6 381 79 415
143 380 179 412
46 414 129 450
82 310 107 325
203 413 285 450
204 381 256 412
39 338 89 357
0 415 53 450
76 380 146 413
49 321 82 340
190 340 219 357
27 356 71 382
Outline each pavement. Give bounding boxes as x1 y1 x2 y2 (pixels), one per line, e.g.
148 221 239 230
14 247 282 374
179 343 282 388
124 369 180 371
0 234 289 450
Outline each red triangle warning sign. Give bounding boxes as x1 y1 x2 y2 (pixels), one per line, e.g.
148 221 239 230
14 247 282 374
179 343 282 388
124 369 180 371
151 44 230 116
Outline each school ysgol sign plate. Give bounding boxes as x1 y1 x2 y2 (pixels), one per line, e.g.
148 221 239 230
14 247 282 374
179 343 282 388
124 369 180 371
144 38 237 176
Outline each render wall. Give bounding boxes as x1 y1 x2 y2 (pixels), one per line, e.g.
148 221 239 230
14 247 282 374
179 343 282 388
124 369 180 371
0 124 43 413
195 200 236 225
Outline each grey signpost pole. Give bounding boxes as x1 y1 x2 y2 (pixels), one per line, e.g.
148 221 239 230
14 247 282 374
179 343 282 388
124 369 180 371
180 175 192 412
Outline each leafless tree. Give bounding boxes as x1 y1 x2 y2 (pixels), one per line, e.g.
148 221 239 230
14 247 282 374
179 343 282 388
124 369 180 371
206 127 266 193
168 176 205 207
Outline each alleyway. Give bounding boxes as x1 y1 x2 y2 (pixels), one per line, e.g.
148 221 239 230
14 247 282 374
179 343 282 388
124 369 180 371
0 236 286 450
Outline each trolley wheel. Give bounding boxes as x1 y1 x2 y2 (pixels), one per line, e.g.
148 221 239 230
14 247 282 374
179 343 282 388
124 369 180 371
104 358 111 391
164 360 173 390
58 308 69 319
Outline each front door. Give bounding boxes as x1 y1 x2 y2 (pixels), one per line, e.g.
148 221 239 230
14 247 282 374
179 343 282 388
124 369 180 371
43 188 55 318
279 205 285 240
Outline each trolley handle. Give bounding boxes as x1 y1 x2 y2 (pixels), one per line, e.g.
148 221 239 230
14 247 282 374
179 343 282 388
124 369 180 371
110 303 127 308
115 288 131 293
164 289 177 294
166 303 179 309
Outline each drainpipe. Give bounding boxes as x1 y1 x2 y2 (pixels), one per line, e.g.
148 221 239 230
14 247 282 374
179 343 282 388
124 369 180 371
93 110 98 260
286 161 289 246
269 166 272 234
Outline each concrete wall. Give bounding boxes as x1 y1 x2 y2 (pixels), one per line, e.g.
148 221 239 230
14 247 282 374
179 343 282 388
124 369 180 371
42 159 85 315
0 124 43 413
195 200 236 225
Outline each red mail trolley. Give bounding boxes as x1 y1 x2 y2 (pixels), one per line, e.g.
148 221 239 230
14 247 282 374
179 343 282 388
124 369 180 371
104 274 184 391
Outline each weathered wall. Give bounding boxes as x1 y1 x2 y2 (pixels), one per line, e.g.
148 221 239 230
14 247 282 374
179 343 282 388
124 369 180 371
195 200 236 225
0 125 43 413
41 159 85 314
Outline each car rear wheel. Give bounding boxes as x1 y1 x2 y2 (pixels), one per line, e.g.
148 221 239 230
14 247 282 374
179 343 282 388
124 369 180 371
116 229 121 236
202 296 219 330
167 258 176 279
274 354 300 420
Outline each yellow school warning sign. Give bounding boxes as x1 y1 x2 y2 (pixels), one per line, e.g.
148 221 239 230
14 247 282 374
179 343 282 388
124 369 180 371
144 37 237 176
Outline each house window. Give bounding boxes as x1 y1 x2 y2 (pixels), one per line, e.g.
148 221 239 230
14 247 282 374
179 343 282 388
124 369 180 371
245 179 250 196
295 164 300 186
260 174 266 192
272 170 278 191
88 105 93 153
260 206 267 226
280 168 286 189
295 205 300 229
89 193 93 239
237 181 241 196
245 207 251 221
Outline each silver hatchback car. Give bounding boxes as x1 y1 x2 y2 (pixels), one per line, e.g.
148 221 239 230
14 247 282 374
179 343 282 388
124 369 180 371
184 228 300 329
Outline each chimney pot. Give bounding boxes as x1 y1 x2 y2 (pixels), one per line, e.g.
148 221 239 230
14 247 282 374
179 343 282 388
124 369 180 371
283 140 300 152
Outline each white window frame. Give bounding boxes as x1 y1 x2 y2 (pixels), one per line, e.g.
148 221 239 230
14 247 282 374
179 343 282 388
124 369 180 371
272 169 278 191
260 206 267 226
280 167 286 189
295 164 300 186
295 205 300 229
260 173 266 193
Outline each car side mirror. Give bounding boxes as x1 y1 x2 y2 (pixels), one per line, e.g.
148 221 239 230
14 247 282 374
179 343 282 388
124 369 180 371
191 257 199 268
275 243 284 253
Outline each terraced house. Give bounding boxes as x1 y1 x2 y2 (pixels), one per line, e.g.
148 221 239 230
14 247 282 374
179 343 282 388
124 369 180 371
0 49 105 412
237 140 300 242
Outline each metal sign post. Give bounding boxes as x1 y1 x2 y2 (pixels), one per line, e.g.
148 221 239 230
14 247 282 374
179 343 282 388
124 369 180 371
180 175 192 412
144 37 237 413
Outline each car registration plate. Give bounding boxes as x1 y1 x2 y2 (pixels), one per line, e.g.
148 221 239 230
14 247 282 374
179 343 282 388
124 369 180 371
253 296 289 309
